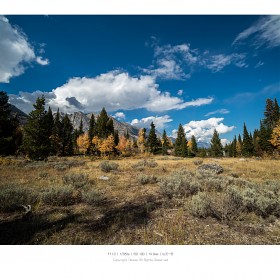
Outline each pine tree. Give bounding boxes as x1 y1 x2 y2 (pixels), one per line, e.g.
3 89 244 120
210 129 223 157
259 120 274 154
23 96 52 160
263 98 275 130
273 98 280 124
147 122 158 154
0 91 20 155
188 135 198 157
174 124 188 157
113 130 119 146
61 114 74 156
96 108 114 139
88 114 96 142
253 129 262 156
242 123 254 157
45 107 54 154
51 108 63 155
78 117 84 136
232 136 237 157
161 129 169 155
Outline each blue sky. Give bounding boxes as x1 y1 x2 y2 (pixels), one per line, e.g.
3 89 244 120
1 15 279 144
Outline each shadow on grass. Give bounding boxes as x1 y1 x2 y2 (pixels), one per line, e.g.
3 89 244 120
0 209 80 245
87 196 162 233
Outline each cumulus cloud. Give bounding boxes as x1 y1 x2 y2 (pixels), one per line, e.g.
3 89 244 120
205 108 230 117
0 16 49 83
10 71 214 113
233 15 280 49
131 115 173 130
172 117 235 143
113 112 126 120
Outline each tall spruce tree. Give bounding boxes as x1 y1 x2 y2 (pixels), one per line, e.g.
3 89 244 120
210 129 223 157
61 114 74 156
147 122 158 154
0 91 20 155
242 123 254 156
88 114 96 142
78 117 84 136
232 136 237 157
96 108 114 139
188 135 198 157
51 108 63 155
174 124 188 157
23 96 51 160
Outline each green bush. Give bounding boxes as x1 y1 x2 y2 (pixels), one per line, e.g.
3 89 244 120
41 185 80 206
0 184 39 212
137 174 157 185
158 172 199 198
82 189 103 206
190 192 211 218
132 159 158 169
99 161 119 173
63 173 90 189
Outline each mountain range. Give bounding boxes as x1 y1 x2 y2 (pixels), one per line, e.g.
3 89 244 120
10 104 210 147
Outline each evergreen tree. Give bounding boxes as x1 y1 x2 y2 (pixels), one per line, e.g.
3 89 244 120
88 114 96 142
259 120 274 154
147 122 158 154
61 114 74 156
242 123 254 157
263 98 276 129
253 129 262 157
0 91 20 155
78 117 84 136
113 130 120 146
210 129 223 157
23 96 51 160
45 107 54 154
96 108 114 139
161 129 169 155
188 135 198 157
232 136 237 157
51 109 63 155
174 124 188 157
273 98 280 124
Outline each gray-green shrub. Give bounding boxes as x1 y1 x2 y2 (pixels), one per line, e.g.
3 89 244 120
100 161 119 172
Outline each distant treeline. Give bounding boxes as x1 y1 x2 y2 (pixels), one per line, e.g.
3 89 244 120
0 90 279 160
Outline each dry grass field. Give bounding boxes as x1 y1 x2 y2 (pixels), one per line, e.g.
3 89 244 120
0 155 280 244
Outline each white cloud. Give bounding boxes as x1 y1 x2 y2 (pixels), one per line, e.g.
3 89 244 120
0 16 49 83
204 53 247 72
177 89 183 96
36 56 50 66
205 108 230 117
172 117 235 143
131 115 173 130
255 61 264 68
113 112 126 120
143 39 248 79
233 15 280 49
10 71 214 113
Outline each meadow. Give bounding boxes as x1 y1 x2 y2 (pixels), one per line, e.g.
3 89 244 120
0 155 280 245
